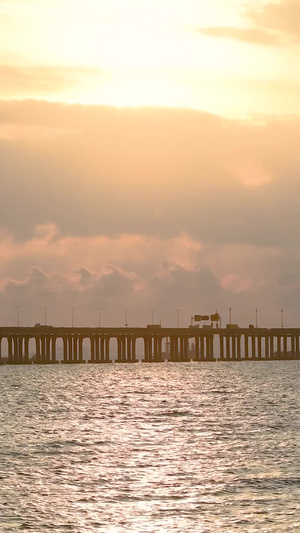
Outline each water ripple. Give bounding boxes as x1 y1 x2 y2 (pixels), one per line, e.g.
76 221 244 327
0 361 299 532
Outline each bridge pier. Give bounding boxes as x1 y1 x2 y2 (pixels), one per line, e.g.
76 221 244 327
116 335 136 363
87 335 111 363
1 327 300 365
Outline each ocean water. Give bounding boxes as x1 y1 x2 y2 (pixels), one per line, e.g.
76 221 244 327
0 361 299 532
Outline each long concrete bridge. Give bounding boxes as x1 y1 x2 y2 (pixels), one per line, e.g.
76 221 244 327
1 326 300 364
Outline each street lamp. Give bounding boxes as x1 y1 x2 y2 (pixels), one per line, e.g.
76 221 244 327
14 306 21 327
96 307 104 328
150 308 156 325
125 308 129 327
281 308 284 328
42 306 49 326
70 307 76 328
175 308 181 328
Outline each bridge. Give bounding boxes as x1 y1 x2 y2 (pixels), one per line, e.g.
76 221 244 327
1 326 300 364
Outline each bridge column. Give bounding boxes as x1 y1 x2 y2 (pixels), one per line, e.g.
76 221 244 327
244 335 248 360
126 336 132 362
276 336 281 359
117 336 122 362
178 335 188 361
225 335 230 360
184 336 189 360
15 335 22 364
35 336 40 363
179 336 184 361
99 337 104 362
78 336 83 362
73 336 78 362
232 335 236 360
210 335 214 360
175 336 179 360
40 336 46 363
200 336 204 360
51 337 56 363
283 335 288 359
19 336 24 363
0 337 2 364
270 335 274 359
62 336 67 363
24 336 29 363
257 336 262 359
170 336 178 361
219 335 224 360
194 336 200 360
290 335 295 358
13 335 19 363
7 336 13 363
251 335 256 359
89 336 95 362
237 335 241 359
105 337 111 362
116 336 128 362
46 336 51 363
143 337 149 362
295 335 299 359
89 336 94 362
14 335 19 363
205 335 210 360
131 336 137 362
156 337 162 362
170 336 175 361
67 336 73 362
95 336 100 362
121 336 126 362
265 336 270 359
151 335 157 361
99 335 104 362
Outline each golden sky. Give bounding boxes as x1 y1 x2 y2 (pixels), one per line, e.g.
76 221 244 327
1 1 300 328
1 0 300 116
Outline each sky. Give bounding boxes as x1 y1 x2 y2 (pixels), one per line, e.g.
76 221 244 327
1 0 300 328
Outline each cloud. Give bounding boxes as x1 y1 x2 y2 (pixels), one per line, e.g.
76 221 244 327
197 26 280 46
1 225 300 328
0 100 300 327
197 1 300 46
1 100 300 248
0 64 110 98
250 0 300 41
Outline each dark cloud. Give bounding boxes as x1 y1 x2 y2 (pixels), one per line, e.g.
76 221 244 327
2 251 300 328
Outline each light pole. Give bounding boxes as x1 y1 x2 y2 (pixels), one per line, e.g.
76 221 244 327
281 308 284 328
70 307 76 328
150 308 156 325
97 307 104 328
229 307 232 325
255 308 258 328
125 308 129 327
14 306 21 327
42 306 49 326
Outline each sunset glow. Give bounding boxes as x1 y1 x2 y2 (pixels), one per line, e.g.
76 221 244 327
1 0 300 328
1 0 299 115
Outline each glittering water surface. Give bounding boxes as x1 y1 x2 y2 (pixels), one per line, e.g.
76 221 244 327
0 362 299 532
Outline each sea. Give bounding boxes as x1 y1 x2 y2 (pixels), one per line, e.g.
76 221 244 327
0 361 299 532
